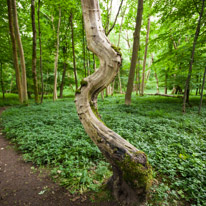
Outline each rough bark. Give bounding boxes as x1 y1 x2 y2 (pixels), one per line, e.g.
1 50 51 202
76 1 152 205
7 0 23 103
31 0 39 104
53 8 61 101
183 0 205 112
11 0 28 104
140 16 151 96
125 0 143 105
198 67 206 114
38 0 44 103
70 12 78 91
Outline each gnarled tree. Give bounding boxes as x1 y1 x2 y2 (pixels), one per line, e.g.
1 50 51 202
75 0 152 205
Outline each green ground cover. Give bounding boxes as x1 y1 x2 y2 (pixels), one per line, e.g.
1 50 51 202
1 95 206 205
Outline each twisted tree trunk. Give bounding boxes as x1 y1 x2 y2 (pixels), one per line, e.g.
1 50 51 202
75 1 152 205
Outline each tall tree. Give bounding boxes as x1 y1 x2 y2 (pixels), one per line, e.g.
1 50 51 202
7 0 23 103
11 0 28 104
116 7 126 94
76 0 152 205
70 12 78 90
38 0 44 103
125 0 144 105
183 0 205 112
140 16 151 96
53 7 61 101
59 45 67 98
31 0 39 103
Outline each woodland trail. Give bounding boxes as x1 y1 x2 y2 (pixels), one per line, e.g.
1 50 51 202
0 107 118 206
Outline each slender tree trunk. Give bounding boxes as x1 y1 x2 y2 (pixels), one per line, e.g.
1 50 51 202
53 8 61 101
198 67 206 114
76 1 152 205
151 55 159 94
165 72 168 94
101 90 104 100
125 0 143 105
126 30 131 49
136 58 141 95
144 69 151 89
12 0 28 104
60 46 67 98
111 80 115 96
31 0 39 103
105 0 113 33
93 53 96 72
183 0 205 112
154 72 159 94
7 0 23 103
140 16 151 96
196 75 199 96
82 17 87 77
106 0 124 36
38 0 44 103
70 13 78 90
0 63 5 99
116 8 126 94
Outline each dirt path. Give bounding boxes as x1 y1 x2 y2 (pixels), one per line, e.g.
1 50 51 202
0 107 119 206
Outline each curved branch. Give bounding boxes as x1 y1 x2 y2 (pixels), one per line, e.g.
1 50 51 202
75 0 152 205
106 0 124 36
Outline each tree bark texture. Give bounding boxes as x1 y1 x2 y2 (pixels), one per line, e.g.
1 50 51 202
38 0 44 103
198 67 206 114
70 13 78 91
183 0 205 112
76 1 152 205
53 7 61 101
7 0 23 103
31 0 39 104
11 0 28 104
140 16 151 96
125 0 143 105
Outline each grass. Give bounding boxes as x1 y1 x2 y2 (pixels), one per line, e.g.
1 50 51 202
0 94 206 205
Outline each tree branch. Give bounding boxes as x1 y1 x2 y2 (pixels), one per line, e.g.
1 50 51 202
106 0 124 36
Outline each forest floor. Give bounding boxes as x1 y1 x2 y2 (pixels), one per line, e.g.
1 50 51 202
0 107 119 206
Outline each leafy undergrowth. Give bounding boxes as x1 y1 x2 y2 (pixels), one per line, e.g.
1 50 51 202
1 95 206 205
